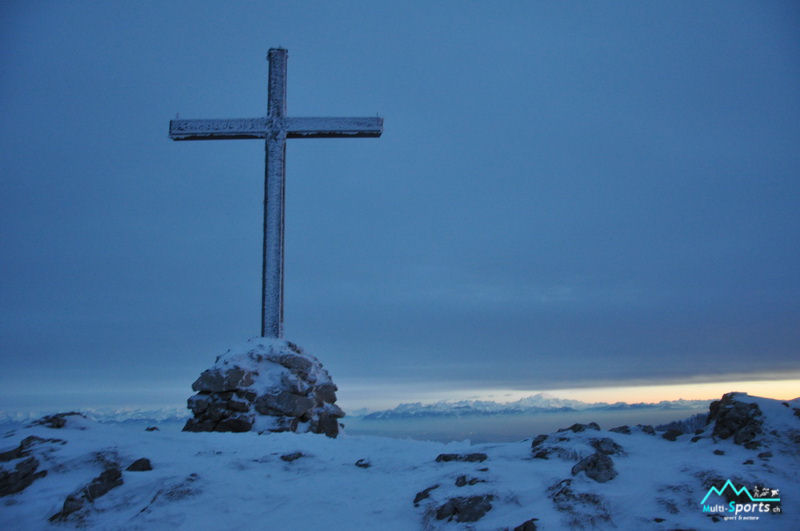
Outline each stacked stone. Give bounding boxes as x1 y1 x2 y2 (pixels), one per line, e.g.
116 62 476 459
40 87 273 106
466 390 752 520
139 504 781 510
183 338 345 437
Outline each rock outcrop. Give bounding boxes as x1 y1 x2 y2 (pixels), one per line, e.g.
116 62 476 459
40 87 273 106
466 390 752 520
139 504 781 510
547 478 611 527
571 453 618 483
707 392 763 448
589 437 624 456
30 412 86 429
183 338 345 437
413 484 439 507
434 453 488 463
0 456 46 497
126 458 152 471
0 435 64 497
557 422 600 433
435 494 494 523
50 465 123 521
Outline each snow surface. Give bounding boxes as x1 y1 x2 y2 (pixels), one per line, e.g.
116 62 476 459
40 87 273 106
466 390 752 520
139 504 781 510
1 393 798 530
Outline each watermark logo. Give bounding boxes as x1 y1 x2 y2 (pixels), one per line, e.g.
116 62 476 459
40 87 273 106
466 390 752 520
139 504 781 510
701 479 781 521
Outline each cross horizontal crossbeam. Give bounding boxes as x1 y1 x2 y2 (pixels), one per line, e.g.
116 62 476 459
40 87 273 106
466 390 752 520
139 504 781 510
169 117 383 140
168 48 382 338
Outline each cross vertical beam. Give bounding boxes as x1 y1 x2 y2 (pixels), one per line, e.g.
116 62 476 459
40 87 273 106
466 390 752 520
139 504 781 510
263 49 288 338
168 48 382 339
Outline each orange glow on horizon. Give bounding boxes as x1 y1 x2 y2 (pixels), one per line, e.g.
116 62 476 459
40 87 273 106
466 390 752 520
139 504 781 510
534 379 800 404
337 377 800 411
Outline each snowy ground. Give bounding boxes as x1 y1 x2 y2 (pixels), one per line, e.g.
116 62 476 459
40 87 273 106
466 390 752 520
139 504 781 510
1 393 798 530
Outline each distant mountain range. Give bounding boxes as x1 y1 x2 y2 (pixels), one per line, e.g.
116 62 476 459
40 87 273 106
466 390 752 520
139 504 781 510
356 393 711 420
0 394 712 425
0 407 190 425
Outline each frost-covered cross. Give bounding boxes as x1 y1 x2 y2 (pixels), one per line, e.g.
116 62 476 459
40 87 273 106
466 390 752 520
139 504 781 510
169 48 382 338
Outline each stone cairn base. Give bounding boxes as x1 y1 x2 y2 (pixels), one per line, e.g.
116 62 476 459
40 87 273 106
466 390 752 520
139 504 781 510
183 338 345 437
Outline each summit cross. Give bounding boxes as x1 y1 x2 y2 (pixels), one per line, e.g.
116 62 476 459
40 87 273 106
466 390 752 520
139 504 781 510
169 48 382 338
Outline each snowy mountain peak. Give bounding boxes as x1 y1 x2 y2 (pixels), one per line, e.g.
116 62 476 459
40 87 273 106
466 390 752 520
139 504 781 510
359 393 711 420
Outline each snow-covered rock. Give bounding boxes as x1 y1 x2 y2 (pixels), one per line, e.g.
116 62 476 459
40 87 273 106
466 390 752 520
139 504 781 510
183 337 344 437
707 391 765 447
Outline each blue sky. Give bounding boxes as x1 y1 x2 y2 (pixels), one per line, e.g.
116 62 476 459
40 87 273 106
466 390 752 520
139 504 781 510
1 1 798 410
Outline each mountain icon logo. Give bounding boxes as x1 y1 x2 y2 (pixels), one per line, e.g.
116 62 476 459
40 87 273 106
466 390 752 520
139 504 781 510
700 479 780 505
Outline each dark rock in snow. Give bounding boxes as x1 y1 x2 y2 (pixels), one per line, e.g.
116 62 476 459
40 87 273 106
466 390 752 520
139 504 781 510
530 434 548 449
707 392 763 446
0 457 47 497
0 435 68 497
50 466 123 521
126 458 152 471
145 426 159 432
86 467 123 499
1 435 64 462
713 449 725 455
571 453 617 483
158 473 200 503
455 475 485 487
532 445 582 462
413 484 439 506
609 425 631 434
280 452 305 462
435 494 494 522
662 429 683 441
558 422 600 433
514 517 539 531
354 458 370 468
30 412 85 429
548 478 611 527
637 424 656 435
532 448 551 459
0 446 25 463
590 438 623 455
435 453 488 463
